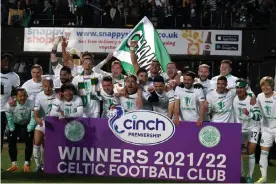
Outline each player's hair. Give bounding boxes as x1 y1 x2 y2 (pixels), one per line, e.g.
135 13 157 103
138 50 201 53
15 87 27 96
61 83 76 93
31 64 43 71
111 60 122 69
125 74 137 81
42 76 54 85
221 60 232 68
81 51 94 60
151 60 160 64
153 75 165 83
167 62 177 67
198 64 210 70
137 68 147 76
260 76 274 88
60 66 71 74
1 53 12 61
217 76 228 83
184 71 196 79
102 76 113 82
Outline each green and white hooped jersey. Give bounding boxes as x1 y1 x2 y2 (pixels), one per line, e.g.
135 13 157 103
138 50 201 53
119 93 138 112
257 92 276 129
206 90 236 123
174 86 205 122
34 91 56 117
233 95 261 132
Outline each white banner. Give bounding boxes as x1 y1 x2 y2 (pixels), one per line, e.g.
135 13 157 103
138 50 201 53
24 27 242 56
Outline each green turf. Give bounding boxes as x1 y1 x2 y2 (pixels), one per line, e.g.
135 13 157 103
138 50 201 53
1 144 276 183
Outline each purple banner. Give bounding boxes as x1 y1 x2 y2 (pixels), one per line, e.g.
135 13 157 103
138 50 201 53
45 115 241 183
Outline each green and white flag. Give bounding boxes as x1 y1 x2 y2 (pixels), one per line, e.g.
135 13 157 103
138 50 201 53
113 16 171 75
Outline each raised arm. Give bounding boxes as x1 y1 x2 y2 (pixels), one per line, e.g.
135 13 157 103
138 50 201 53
130 40 140 74
61 37 74 69
92 52 113 76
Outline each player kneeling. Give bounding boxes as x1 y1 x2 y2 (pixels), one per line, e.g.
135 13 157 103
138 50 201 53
33 77 55 172
5 88 36 172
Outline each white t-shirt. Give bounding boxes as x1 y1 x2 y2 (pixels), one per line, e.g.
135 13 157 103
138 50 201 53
233 95 261 132
256 92 276 130
174 86 205 122
100 89 119 118
50 95 83 118
119 93 139 112
210 74 238 90
22 79 43 101
206 89 236 123
1 72 20 111
34 91 56 117
53 77 62 89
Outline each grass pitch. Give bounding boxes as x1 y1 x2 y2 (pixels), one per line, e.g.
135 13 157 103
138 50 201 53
1 144 276 183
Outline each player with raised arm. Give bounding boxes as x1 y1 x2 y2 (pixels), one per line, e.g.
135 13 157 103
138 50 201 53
50 83 83 118
233 78 262 183
72 57 101 118
207 76 236 123
144 76 174 118
255 76 276 183
1 53 20 151
5 88 36 172
100 76 119 118
33 77 55 172
173 71 206 126
21 64 43 101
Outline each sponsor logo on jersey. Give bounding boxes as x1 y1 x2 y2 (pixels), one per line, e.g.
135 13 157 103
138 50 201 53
108 106 175 146
198 125 221 148
64 120 85 142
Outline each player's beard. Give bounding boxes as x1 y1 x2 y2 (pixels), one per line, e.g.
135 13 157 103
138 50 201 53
184 83 192 89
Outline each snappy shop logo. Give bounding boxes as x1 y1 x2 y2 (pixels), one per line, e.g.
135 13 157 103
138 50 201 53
25 28 71 45
108 106 175 146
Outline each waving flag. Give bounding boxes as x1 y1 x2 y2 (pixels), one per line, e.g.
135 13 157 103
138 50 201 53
113 17 171 75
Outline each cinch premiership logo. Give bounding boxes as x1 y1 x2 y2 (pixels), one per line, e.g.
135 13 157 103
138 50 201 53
108 106 175 146
64 120 85 142
198 126 221 148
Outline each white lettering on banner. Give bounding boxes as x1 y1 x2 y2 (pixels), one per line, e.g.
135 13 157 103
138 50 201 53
24 28 242 56
187 168 226 182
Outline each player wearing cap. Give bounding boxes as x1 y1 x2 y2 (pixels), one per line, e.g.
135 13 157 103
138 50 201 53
5 88 36 172
255 76 276 183
50 83 83 118
33 77 55 172
1 53 20 151
233 78 262 183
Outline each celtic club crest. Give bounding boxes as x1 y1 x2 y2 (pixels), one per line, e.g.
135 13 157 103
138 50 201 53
64 120 85 142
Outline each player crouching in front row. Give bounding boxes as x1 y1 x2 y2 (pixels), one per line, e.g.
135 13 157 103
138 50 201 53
5 88 36 172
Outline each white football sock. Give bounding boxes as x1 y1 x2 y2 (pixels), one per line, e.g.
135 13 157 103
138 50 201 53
33 145 41 167
259 150 269 179
248 154 255 178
